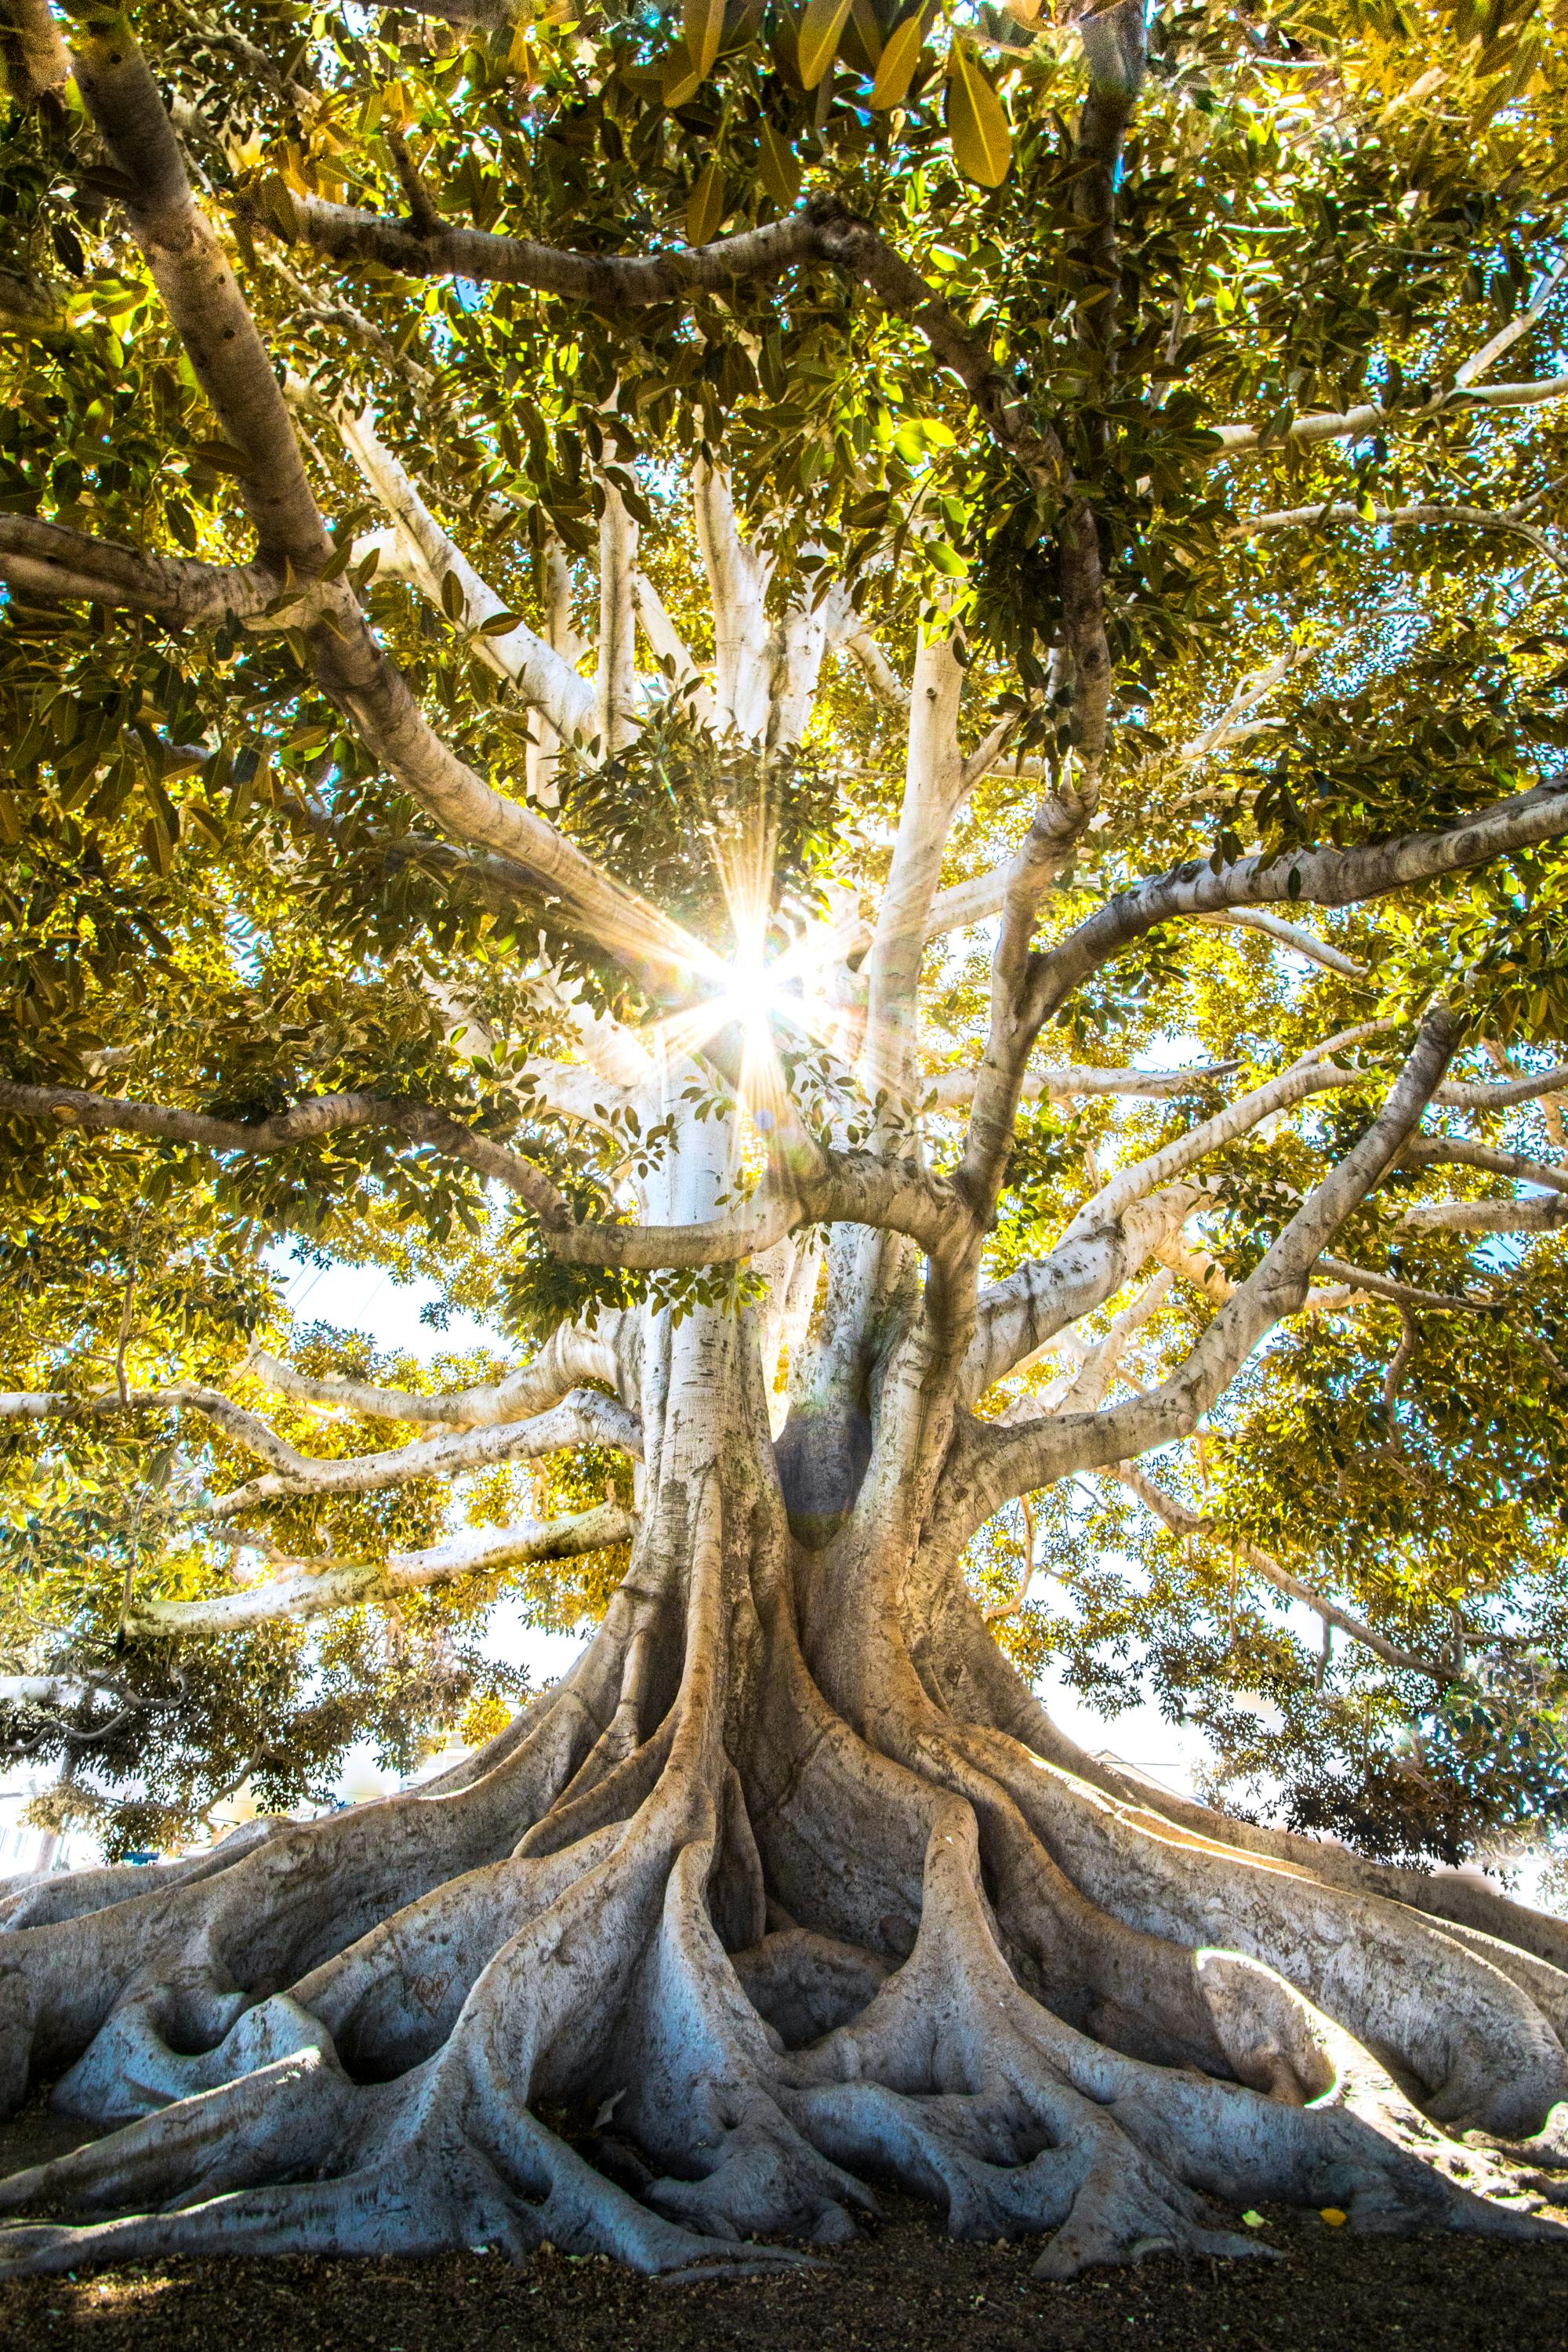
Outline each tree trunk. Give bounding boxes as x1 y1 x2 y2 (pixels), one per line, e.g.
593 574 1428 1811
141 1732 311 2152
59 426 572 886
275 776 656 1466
0 1295 1565 2281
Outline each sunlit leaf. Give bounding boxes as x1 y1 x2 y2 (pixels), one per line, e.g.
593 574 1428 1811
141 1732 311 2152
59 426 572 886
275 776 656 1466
686 161 726 249
945 39 1012 188
799 0 853 89
869 10 927 110
757 120 802 211
685 0 726 78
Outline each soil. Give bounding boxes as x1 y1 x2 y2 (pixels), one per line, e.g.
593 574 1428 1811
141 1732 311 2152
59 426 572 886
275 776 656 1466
0 2194 1564 2351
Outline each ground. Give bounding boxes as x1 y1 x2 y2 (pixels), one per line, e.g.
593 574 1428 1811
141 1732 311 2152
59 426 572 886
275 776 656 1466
0 2195 1564 2351
0 2109 1564 2350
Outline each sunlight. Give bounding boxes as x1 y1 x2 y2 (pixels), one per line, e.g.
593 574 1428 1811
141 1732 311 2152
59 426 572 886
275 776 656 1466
713 944 786 1036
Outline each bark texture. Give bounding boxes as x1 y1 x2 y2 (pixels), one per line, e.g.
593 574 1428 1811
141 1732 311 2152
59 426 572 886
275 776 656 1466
2 0 1566 2293
1 1315 1566 2284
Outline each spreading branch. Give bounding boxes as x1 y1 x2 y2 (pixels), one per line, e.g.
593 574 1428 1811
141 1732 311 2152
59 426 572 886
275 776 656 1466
248 1320 621 1430
1228 499 1568 575
0 1077 569 1224
963 1005 1458 1518
1110 1464 1449 1682
132 1503 636 1636
1212 374 1568 459
208 1388 642 1521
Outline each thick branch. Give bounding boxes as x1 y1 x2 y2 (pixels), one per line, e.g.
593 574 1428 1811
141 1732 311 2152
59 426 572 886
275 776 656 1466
1402 1138 1568 1196
0 1079 568 1222
969 1006 1457 1512
926 1059 1240 1115
1072 1048 1368 1229
278 191 822 305
921 857 1367 978
132 1503 635 1636
1212 376 1568 459
1434 1062 1568 1109
595 473 639 756
1312 1256 1495 1312
549 1149 970 1275
1022 781 1568 1038
249 1319 619 1429
332 404 594 739
862 630 965 1107
962 1185 1197 1403
956 779 1118 1226
1228 500 1567 575
1399 1194 1568 1234
0 1384 303 1471
1194 909 1367 976
0 0 67 106
0 514 276 631
209 1388 641 1520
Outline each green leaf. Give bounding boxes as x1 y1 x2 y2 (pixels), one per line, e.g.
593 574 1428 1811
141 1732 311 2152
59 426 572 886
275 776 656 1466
662 45 703 107
686 161 726 249
140 812 172 877
478 610 524 637
187 440 251 477
757 120 802 212
798 0 852 89
183 800 225 852
440 569 466 622
945 39 1012 187
684 0 726 77
869 9 927 109
843 0 884 73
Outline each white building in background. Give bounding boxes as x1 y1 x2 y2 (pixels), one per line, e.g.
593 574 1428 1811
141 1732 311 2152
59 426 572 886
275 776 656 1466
0 1771 99 1877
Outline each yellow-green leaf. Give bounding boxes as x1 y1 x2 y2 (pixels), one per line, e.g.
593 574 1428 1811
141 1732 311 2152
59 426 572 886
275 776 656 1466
869 10 927 110
757 119 802 211
685 0 726 78
945 39 1012 187
662 45 703 107
798 0 852 89
686 160 726 249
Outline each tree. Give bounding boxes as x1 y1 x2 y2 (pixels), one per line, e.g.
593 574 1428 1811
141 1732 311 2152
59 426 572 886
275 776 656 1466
0 0 1567 2285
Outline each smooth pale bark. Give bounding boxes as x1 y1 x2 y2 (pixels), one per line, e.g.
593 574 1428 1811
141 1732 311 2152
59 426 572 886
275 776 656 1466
3 6 1567 2290
3 1301 1566 2290
596 477 640 757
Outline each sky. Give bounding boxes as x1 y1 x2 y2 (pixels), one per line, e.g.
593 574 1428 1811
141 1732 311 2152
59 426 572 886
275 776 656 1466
265 1249 1229 1809
6 1234 1553 1915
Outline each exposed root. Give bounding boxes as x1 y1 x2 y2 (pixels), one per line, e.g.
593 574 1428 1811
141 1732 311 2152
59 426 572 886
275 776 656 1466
1 1490 1564 2286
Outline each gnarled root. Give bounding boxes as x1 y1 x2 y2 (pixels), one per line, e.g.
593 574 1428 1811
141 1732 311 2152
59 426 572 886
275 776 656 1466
0 1506 1563 2284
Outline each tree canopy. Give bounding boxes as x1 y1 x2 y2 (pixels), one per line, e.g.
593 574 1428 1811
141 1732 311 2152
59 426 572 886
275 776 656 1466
1 0 1566 1876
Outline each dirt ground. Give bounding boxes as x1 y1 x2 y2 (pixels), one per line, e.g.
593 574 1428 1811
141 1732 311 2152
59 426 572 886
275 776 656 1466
0 2194 1565 2352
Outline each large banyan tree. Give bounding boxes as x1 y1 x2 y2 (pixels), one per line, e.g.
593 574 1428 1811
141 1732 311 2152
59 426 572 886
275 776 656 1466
3 0 1568 2285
